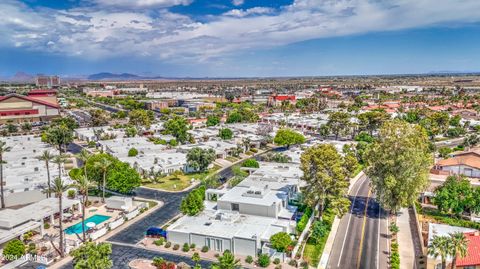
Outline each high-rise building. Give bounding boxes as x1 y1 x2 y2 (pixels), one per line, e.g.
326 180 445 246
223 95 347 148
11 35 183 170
35 75 60 88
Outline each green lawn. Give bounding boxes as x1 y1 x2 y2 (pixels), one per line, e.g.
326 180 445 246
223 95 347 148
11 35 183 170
144 166 221 191
225 156 239 163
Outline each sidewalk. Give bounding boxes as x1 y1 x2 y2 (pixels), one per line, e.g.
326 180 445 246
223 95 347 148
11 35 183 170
397 208 415 269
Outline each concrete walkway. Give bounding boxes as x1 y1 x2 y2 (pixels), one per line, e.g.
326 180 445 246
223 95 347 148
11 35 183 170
397 208 415 269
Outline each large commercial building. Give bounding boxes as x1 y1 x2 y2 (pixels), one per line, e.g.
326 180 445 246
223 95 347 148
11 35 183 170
35 75 60 88
0 90 60 124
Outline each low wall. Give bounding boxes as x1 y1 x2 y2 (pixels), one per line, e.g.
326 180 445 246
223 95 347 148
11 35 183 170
90 226 108 240
109 217 125 230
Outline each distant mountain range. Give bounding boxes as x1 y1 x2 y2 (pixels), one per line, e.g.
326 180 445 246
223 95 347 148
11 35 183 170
87 72 157 80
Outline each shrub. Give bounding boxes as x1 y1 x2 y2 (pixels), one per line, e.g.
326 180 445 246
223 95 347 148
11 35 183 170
300 261 308 269
242 159 259 168
389 223 399 235
165 242 172 248
296 208 312 233
201 246 209 252
257 254 270 267
270 232 292 252
173 244 180 250
182 243 190 252
67 189 76 199
154 238 165 246
128 148 139 157
3 239 25 261
214 253 220 258
245 255 253 264
153 257 165 267
273 258 281 265
275 265 282 269
288 259 298 267
43 222 50 229
190 243 196 249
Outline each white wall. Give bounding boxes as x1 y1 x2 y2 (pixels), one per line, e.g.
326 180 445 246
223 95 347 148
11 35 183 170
233 237 257 257
442 165 480 178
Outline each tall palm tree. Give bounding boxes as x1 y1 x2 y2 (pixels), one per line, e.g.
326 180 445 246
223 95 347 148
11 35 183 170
428 235 451 269
72 175 93 243
0 141 11 208
450 232 469 269
75 149 92 205
52 154 67 179
36 150 54 198
50 177 69 258
94 157 112 203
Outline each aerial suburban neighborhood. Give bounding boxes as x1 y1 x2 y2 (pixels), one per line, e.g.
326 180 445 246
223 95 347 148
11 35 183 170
2 1 480 269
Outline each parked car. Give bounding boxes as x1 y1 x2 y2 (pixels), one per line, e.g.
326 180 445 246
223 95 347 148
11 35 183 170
146 227 167 238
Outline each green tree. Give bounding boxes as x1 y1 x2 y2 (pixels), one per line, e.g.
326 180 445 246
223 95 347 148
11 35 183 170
428 235 451 269
433 175 476 217
94 157 112 203
438 147 453 159
51 116 79 130
226 111 242 123
206 115 220 126
21 122 32 132
450 232 469 269
128 148 138 157
70 242 113 269
89 109 109 127
187 147 216 172
180 187 205 216
450 115 462 127
365 120 433 213
129 109 152 129
50 177 69 257
273 128 306 148
357 110 390 135
125 126 137 137
269 232 292 252
327 111 351 140
0 141 11 208
164 116 190 144
300 143 353 218
44 125 74 153
72 175 94 242
242 159 259 168
192 252 201 266
52 154 67 179
218 128 233 140
36 150 54 198
211 250 241 269
2 239 25 261
6 123 17 133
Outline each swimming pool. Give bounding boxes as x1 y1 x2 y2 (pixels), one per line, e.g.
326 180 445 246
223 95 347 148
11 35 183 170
64 214 111 235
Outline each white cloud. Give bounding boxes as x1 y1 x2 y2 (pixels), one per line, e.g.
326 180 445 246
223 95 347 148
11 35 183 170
223 7 274 17
232 0 244 6
2 0 480 62
93 0 192 8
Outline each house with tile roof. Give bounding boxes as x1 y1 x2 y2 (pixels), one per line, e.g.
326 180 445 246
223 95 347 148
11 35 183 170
434 150 480 178
456 231 480 269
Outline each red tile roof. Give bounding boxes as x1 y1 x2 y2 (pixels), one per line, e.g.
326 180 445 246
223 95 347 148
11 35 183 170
273 95 296 101
0 94 60 108
457 232 480 267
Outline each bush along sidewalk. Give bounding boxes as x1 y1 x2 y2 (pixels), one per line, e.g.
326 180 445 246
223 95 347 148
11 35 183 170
389 219 400 269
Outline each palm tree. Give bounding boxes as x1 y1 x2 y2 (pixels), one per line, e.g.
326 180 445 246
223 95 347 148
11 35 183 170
428 235 451 269
211 250 241 269
94 157 112 203
72 175 93 243
52 154 67 179
75 149 92 205
0 141 11 208
50 177 69 258
450 232 469 269
36 150 54 198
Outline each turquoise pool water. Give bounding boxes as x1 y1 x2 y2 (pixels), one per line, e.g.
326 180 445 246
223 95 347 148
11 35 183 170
64 214 111 235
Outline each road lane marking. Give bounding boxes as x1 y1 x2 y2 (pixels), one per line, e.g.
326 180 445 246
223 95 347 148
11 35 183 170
356 189 371 269
337 176 367 267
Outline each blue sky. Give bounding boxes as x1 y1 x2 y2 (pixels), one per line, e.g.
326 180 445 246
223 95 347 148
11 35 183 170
1 0 480 78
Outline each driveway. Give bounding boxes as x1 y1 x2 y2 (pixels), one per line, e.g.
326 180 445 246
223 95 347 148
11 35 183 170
108 188 189 244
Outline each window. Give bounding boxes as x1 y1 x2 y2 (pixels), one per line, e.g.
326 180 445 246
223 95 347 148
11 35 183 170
231 203 239 211
206 238 212 249
215 239 222 252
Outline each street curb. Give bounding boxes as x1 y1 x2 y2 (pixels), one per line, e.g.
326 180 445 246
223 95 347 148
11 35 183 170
318 171 365 269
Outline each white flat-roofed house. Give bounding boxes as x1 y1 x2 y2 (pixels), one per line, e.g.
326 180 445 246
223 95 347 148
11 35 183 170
1 135 69 207
166 162 301 257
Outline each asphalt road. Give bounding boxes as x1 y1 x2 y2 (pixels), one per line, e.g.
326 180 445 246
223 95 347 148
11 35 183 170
326 175 389 269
